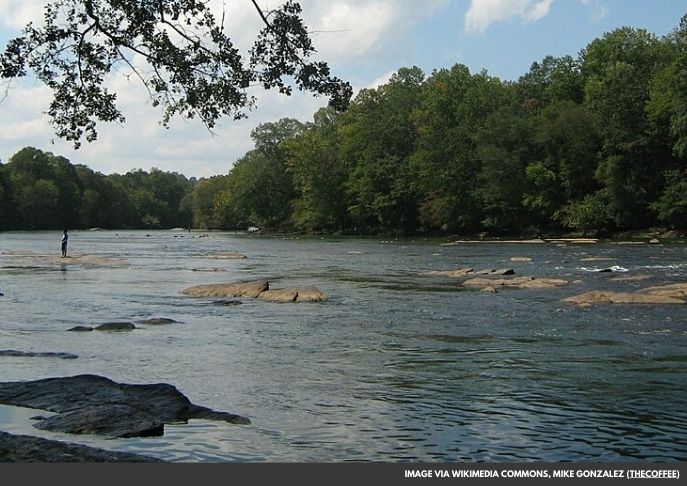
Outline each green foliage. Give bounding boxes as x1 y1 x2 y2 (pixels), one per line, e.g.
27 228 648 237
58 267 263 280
0 1 351 147
557 193 609 235
652 170 687 228
0 147 193 230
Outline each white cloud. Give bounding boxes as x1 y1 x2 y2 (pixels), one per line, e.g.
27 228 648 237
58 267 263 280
464 0 554 33
0 0 48 29
580 0 607 22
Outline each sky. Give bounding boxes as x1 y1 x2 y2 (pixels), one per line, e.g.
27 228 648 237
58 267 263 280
0 0 686 178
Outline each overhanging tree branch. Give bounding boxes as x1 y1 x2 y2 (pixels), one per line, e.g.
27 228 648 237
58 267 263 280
0 0 352 149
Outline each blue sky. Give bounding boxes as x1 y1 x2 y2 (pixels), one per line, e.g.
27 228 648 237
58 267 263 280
0 0 686 177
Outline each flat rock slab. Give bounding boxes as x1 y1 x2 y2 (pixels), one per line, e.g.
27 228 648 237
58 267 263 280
564 283 687 305
0 431 163 462
464 276 569 290
207 252 248 259
424 268 474 277
0 374 250 438
183 280 269 298
423 268 514 277
257 289 298 303
32 255 129 267
0 350 77 360
94 322 136 331
183 280 327 303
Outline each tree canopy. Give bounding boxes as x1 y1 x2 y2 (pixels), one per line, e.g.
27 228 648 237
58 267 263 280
0 0 352 147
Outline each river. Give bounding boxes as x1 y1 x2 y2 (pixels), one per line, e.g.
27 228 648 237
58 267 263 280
1 230 686 462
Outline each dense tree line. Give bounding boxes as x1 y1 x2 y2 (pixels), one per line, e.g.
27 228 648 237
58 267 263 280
0 147 193 230
2 17 686 235
188 17 687 235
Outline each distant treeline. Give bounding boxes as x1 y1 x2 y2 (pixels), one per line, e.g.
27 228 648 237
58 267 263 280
1 18 686 234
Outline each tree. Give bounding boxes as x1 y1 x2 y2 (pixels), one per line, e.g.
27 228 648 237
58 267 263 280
411 65 510 232
0 1 352 147
581 27 675 228
341 67 425 233
286 107 350 231
651 169 687 229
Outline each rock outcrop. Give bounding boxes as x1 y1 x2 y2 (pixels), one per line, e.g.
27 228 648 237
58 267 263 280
0 375 250 438
182 280 327 303
564 282 687 305
463 276 569 290
95 322 136 331
257 289 298 303
0 431 163 462
295 287 327 303
182 280 269 298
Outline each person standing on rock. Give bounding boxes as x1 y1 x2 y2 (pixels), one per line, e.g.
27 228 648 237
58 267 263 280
61 229 68 257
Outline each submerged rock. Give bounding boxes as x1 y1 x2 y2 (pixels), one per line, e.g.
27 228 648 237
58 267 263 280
95 322 136 331
609 274 652 283
0 374 250 438
67 326 93 332
424 268 474 277
423 268 514 277
212 299 243 306
136 318 177 325
0 350 77 360
0 431 163 462
207 252 248 260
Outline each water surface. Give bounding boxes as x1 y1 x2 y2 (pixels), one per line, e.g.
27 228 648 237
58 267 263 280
1 231 686 462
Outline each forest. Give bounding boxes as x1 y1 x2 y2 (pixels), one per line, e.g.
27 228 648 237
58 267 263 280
1 18 686 235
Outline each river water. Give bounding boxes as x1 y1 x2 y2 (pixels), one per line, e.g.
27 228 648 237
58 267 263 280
0 230 686 462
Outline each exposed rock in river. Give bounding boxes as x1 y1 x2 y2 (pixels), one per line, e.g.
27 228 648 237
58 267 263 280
463 276 569 290
183 280 269 298
257 289 298 303
296 287 327 303
207 252 248 260
67 326 93 332
182 280 327 303
0 374 250 438
564 283 687 305
423 268 514 277
0 350 77 360
136 318 177 325
0 431 163 462
94 322 136 331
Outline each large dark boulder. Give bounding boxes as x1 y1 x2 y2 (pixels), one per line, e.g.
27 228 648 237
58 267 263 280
0 431 163 462
0 375 250 438
95 322 136 331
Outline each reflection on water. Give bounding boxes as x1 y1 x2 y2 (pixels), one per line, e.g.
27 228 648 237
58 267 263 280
1 230 686 462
